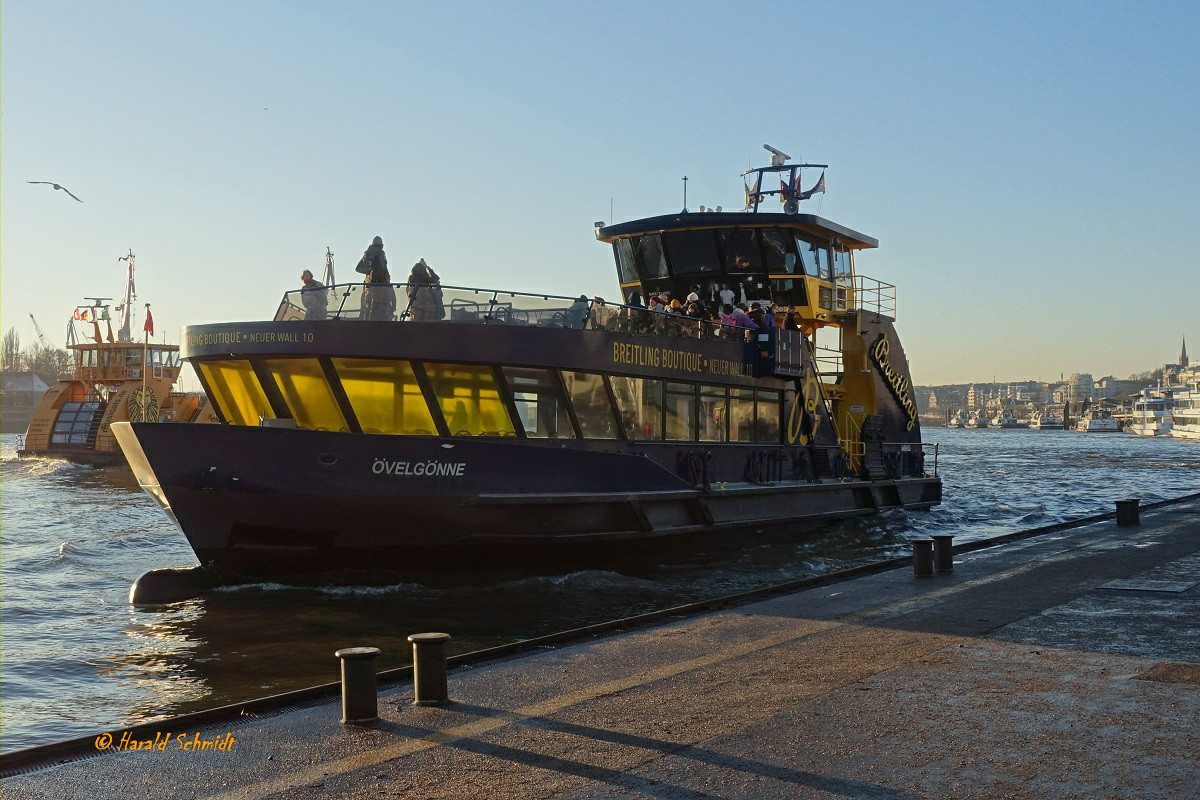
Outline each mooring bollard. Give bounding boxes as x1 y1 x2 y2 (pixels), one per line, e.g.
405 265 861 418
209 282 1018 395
335 646 381 724
408 632 451 706
931 533 955 573
1116 498 1141 527
912 539 935 578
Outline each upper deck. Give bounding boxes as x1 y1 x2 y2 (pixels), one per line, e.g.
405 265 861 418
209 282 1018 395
67 341 183 384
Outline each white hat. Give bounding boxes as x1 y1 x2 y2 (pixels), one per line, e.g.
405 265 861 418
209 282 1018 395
687 292 700 303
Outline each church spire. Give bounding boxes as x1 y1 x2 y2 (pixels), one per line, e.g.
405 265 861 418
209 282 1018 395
1181 335 1189 367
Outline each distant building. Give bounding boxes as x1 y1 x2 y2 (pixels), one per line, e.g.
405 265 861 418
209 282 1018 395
1 370 50 433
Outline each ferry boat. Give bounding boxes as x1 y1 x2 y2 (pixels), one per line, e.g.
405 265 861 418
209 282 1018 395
1124 388 1174 436
988 409 1020 428
1029 409 1064 430
968 410 989 428
112 150 942 580
1074 406 1120 432
17 252 217 466
948 410 968 428
1167 379 1200 439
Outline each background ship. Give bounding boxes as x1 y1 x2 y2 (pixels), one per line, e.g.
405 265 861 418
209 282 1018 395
115 148 942 582
17 252 217 465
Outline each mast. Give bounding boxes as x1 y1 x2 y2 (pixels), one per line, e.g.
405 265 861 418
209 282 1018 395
117 250 136 343
323 247 336 286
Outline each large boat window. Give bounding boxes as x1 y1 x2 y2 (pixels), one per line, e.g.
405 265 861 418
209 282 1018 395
615 238 639 284
425 363 516 437
729 388 755 442
635 234 669 279
795 235 830 279
662 230 720 276
610 375 662 440
771 278 809 308
332 358 436 435
502 366 573 438
51 401 102 446
262 358 348 432
832 247 851 278
719 229 764 274
761 229 797 274
699 386 728 442
561 371 620 439
756 389 782 442
664 382 696 441
198 360 274 426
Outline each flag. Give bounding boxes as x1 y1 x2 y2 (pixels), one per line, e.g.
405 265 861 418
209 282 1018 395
77 308 90 321
743 180 751 209
144 308 154 337
73 308 83 320
799 170 826 201
779 180 791 203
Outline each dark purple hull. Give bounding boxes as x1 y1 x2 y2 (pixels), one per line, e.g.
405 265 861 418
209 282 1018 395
114 422 940 581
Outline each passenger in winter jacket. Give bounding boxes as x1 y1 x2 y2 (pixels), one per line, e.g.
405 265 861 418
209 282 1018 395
358 236 395 321
406 259 445 322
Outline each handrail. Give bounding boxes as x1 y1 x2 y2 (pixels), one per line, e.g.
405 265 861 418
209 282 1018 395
275 281 761 343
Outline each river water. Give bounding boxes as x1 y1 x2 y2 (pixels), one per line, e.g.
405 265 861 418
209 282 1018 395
2 429 1198 752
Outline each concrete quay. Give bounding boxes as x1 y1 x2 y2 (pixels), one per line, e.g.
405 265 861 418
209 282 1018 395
5 498 1199 799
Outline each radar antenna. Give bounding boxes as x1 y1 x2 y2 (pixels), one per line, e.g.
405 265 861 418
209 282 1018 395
763 144 791 166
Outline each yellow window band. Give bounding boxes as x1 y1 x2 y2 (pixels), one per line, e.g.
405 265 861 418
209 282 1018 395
424 362 516 437
331 358 437 435
261 358 348 433
197 360 273 427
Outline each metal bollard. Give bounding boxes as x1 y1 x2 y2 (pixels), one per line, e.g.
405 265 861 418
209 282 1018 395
1116 498 1140 527
912 539 935 578
931 534 955 573
335 646 381 724
408 632 451 706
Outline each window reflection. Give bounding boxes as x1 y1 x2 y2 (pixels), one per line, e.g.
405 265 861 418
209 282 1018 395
611 376 663 440
729 388 755 442
699 386 728 442
719 229 764 274
262 358 348 432
425 363 515 437
664 382 696 441
198 360 274 426
615 238 639 284
332 358 436 435
636 234 669 279
662 230 720 276
561 371 619 439
503 366 573 438
756 389 782 442
762 228 797 274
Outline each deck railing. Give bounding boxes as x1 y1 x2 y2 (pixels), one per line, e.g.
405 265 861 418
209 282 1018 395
276 283 760 344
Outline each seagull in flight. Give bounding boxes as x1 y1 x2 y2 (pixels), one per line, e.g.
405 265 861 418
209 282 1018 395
28 181 82 202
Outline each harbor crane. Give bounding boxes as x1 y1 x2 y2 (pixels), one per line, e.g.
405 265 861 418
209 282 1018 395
29 314 49 346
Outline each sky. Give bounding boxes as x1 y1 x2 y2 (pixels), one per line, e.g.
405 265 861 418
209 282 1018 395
2 0 1197 387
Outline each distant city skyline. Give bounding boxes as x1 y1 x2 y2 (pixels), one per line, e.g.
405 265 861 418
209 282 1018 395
3 2 1197 387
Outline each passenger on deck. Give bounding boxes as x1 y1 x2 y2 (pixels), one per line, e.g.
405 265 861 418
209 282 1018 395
565 295 590 328
748 302 767 328
299 270 328 320
730 305 757 330
406 259 445 322
358 236 395 321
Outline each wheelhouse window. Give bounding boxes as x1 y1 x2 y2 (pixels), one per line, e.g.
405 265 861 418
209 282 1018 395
610 376 663 440
561 371 620 439
332 358 436 435
795 235 830 279
262 358 348 432
198 360 274 426
662 230 720 276
615 238 639 284
664 382 696 441
425 363 516 437
761 228 798 274
719 229 764 274
832 247 851 278
635 234 669 279
503 366 572 438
